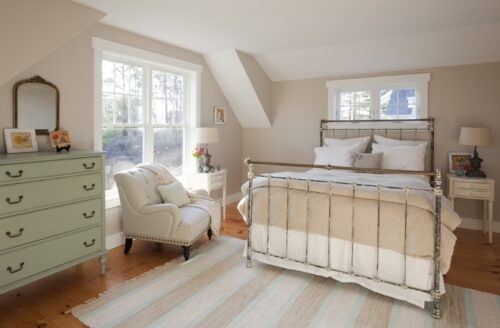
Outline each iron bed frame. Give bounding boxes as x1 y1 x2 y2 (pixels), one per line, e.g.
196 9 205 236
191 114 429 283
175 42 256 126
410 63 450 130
243 118 444 319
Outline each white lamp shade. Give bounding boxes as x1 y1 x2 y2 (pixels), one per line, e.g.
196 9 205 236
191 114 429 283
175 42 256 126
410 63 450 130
196 127 219 144
459 127 491 146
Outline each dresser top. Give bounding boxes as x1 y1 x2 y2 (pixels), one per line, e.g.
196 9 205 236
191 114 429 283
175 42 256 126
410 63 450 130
0 150 104 164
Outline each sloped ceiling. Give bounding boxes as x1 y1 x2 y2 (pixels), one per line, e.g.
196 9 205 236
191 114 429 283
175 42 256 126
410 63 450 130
0 0 105 86
74 0 500 80
205 50 272 128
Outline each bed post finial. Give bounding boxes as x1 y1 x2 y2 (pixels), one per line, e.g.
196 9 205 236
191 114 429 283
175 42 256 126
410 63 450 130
245 158 255 179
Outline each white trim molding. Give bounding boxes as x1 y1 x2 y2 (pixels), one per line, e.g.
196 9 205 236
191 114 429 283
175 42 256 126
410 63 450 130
106 231 125 250
459 217 500 233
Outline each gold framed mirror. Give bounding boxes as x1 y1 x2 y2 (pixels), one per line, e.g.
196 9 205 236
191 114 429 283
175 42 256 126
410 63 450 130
13 76 60 135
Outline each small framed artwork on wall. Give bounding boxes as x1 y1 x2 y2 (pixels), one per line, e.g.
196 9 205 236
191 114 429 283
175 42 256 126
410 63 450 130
448 152 472 175
214 106 226 124
4 128 38 153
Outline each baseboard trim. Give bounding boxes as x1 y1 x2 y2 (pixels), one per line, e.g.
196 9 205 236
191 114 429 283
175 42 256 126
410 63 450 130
220 192 243 206
459 217 500 233
106 231 125 250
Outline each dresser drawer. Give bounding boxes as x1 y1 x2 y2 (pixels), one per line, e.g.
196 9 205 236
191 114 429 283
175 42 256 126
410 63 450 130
0 173 101 216
0 157 101 184
454 181 490 191
0 199 101 251
454 188 490 199
0 226 101 288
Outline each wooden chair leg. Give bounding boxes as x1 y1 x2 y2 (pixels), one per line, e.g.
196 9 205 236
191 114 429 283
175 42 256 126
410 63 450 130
207 228 213 240
182 245 191 261
124 238 133 254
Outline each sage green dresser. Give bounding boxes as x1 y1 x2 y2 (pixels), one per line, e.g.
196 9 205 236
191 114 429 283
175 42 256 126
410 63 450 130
0 150 106 294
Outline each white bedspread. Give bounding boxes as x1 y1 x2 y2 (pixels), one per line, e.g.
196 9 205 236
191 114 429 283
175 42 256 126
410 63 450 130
238 169 461 308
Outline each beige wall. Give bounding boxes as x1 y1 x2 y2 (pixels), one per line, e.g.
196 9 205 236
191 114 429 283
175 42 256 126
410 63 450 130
0 24 243 236
243 62 500 223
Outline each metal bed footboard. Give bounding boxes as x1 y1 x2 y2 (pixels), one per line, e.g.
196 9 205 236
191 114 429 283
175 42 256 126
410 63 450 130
244 159 443 319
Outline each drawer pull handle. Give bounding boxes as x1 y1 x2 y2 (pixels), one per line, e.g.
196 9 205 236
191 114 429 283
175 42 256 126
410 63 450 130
6 195 23 205
7 262 24 274
83 162 95 170
6 228 24 238
5 170 23 178
83 211 96 219
83 238 96 247
83 184 96 191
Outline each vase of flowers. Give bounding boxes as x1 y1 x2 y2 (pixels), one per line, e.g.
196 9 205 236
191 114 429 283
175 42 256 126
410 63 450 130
192 147 204 172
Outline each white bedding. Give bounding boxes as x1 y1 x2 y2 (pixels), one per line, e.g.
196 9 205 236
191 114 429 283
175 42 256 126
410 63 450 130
238 169 460 308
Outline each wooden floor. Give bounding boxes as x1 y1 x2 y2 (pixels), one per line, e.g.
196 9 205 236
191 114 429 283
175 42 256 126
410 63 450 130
0 203 498 328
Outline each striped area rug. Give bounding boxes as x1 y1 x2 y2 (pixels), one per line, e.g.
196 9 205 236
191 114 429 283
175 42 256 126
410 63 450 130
72 237 499 328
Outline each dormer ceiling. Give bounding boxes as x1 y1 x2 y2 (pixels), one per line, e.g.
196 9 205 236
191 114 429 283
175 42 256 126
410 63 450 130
73 0 500 80
0 0 105 86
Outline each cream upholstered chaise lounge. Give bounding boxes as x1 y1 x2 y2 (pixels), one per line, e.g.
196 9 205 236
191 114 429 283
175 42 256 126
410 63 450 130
114 166 214 260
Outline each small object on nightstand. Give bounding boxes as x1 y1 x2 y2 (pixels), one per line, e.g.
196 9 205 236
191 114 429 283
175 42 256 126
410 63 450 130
195 127 219 173
447 173 495 243
458 127 491 178
189 169 227 220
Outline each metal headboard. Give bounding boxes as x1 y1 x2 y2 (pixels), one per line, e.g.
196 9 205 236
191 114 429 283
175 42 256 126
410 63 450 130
320 118 435 173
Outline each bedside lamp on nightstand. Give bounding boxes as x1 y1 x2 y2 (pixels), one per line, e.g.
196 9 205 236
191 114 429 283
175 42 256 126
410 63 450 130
196 127 219 173
459 127 491 178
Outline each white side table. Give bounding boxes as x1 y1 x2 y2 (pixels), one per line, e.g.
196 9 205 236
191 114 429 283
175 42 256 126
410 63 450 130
447 173 495 243
189 169 227 220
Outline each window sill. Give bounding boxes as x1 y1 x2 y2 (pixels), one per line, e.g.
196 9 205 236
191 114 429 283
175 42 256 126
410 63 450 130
105 189 121 210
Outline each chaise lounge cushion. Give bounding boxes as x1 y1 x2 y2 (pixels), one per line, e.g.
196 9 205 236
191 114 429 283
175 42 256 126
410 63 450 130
172 207 211 242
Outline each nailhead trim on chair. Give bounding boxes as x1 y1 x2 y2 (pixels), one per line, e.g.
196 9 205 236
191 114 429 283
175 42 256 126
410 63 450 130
125 227 211 247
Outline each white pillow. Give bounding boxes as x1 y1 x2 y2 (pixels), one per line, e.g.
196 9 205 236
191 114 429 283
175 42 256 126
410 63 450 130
374 135 427 147
314 143 362 167
324 136 371 153
157 181 191 207
372 143 427 171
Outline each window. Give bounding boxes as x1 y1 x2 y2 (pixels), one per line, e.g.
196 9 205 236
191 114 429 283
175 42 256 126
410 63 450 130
327 74 430 121
93 38 202 207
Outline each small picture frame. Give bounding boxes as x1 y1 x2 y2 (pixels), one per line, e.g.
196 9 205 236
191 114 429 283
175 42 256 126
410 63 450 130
448 152 472 173
49 130 71 152
214 106 226 124
4 128 38 153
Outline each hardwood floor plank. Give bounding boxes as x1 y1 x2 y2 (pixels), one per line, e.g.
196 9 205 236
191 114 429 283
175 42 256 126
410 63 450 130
0 203 497 327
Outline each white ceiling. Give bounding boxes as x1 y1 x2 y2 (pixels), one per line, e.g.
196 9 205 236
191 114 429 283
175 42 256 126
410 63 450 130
73 0 500 80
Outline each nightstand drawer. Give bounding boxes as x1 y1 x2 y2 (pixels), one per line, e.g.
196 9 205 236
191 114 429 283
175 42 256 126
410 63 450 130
454 181 490 191
209 173 225 185
454 188 490 199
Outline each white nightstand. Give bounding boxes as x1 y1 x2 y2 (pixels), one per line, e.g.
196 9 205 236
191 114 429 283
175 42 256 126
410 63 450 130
447 173 495 243
189 169 227 220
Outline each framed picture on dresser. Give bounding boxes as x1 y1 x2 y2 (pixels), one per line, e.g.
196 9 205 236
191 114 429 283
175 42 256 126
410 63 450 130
3 128 38 153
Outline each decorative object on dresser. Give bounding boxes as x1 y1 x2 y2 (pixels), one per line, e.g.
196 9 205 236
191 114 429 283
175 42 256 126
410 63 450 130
3 128 38 153
114 163 219 261
49 130 71 152
0 151 106 295
13 75 59 135
459 127 491 178
195 127 219 173
447 173 495 243
189 168 227 221
448 152 472 176
214 106 226 124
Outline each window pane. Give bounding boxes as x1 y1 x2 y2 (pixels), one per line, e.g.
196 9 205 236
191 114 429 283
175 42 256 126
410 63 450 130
102 127 144 190
339 91 371 120
153 128 184 176
151 70 184 125
101 59 144 125
380 88 416 119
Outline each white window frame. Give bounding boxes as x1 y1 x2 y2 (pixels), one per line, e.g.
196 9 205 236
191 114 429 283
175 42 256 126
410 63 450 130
92 38 202 209
327 73 430 126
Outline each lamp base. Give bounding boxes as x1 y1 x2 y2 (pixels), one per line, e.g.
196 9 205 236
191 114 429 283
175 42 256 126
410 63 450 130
466 146 486 178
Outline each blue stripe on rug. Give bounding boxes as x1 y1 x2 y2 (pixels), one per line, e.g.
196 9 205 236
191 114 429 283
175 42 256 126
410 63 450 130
464 289 477 328
307 282 344 327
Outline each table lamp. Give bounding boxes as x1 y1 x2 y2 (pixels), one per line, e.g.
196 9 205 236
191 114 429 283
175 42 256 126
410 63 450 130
196 127 219 172
459 127 491 178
